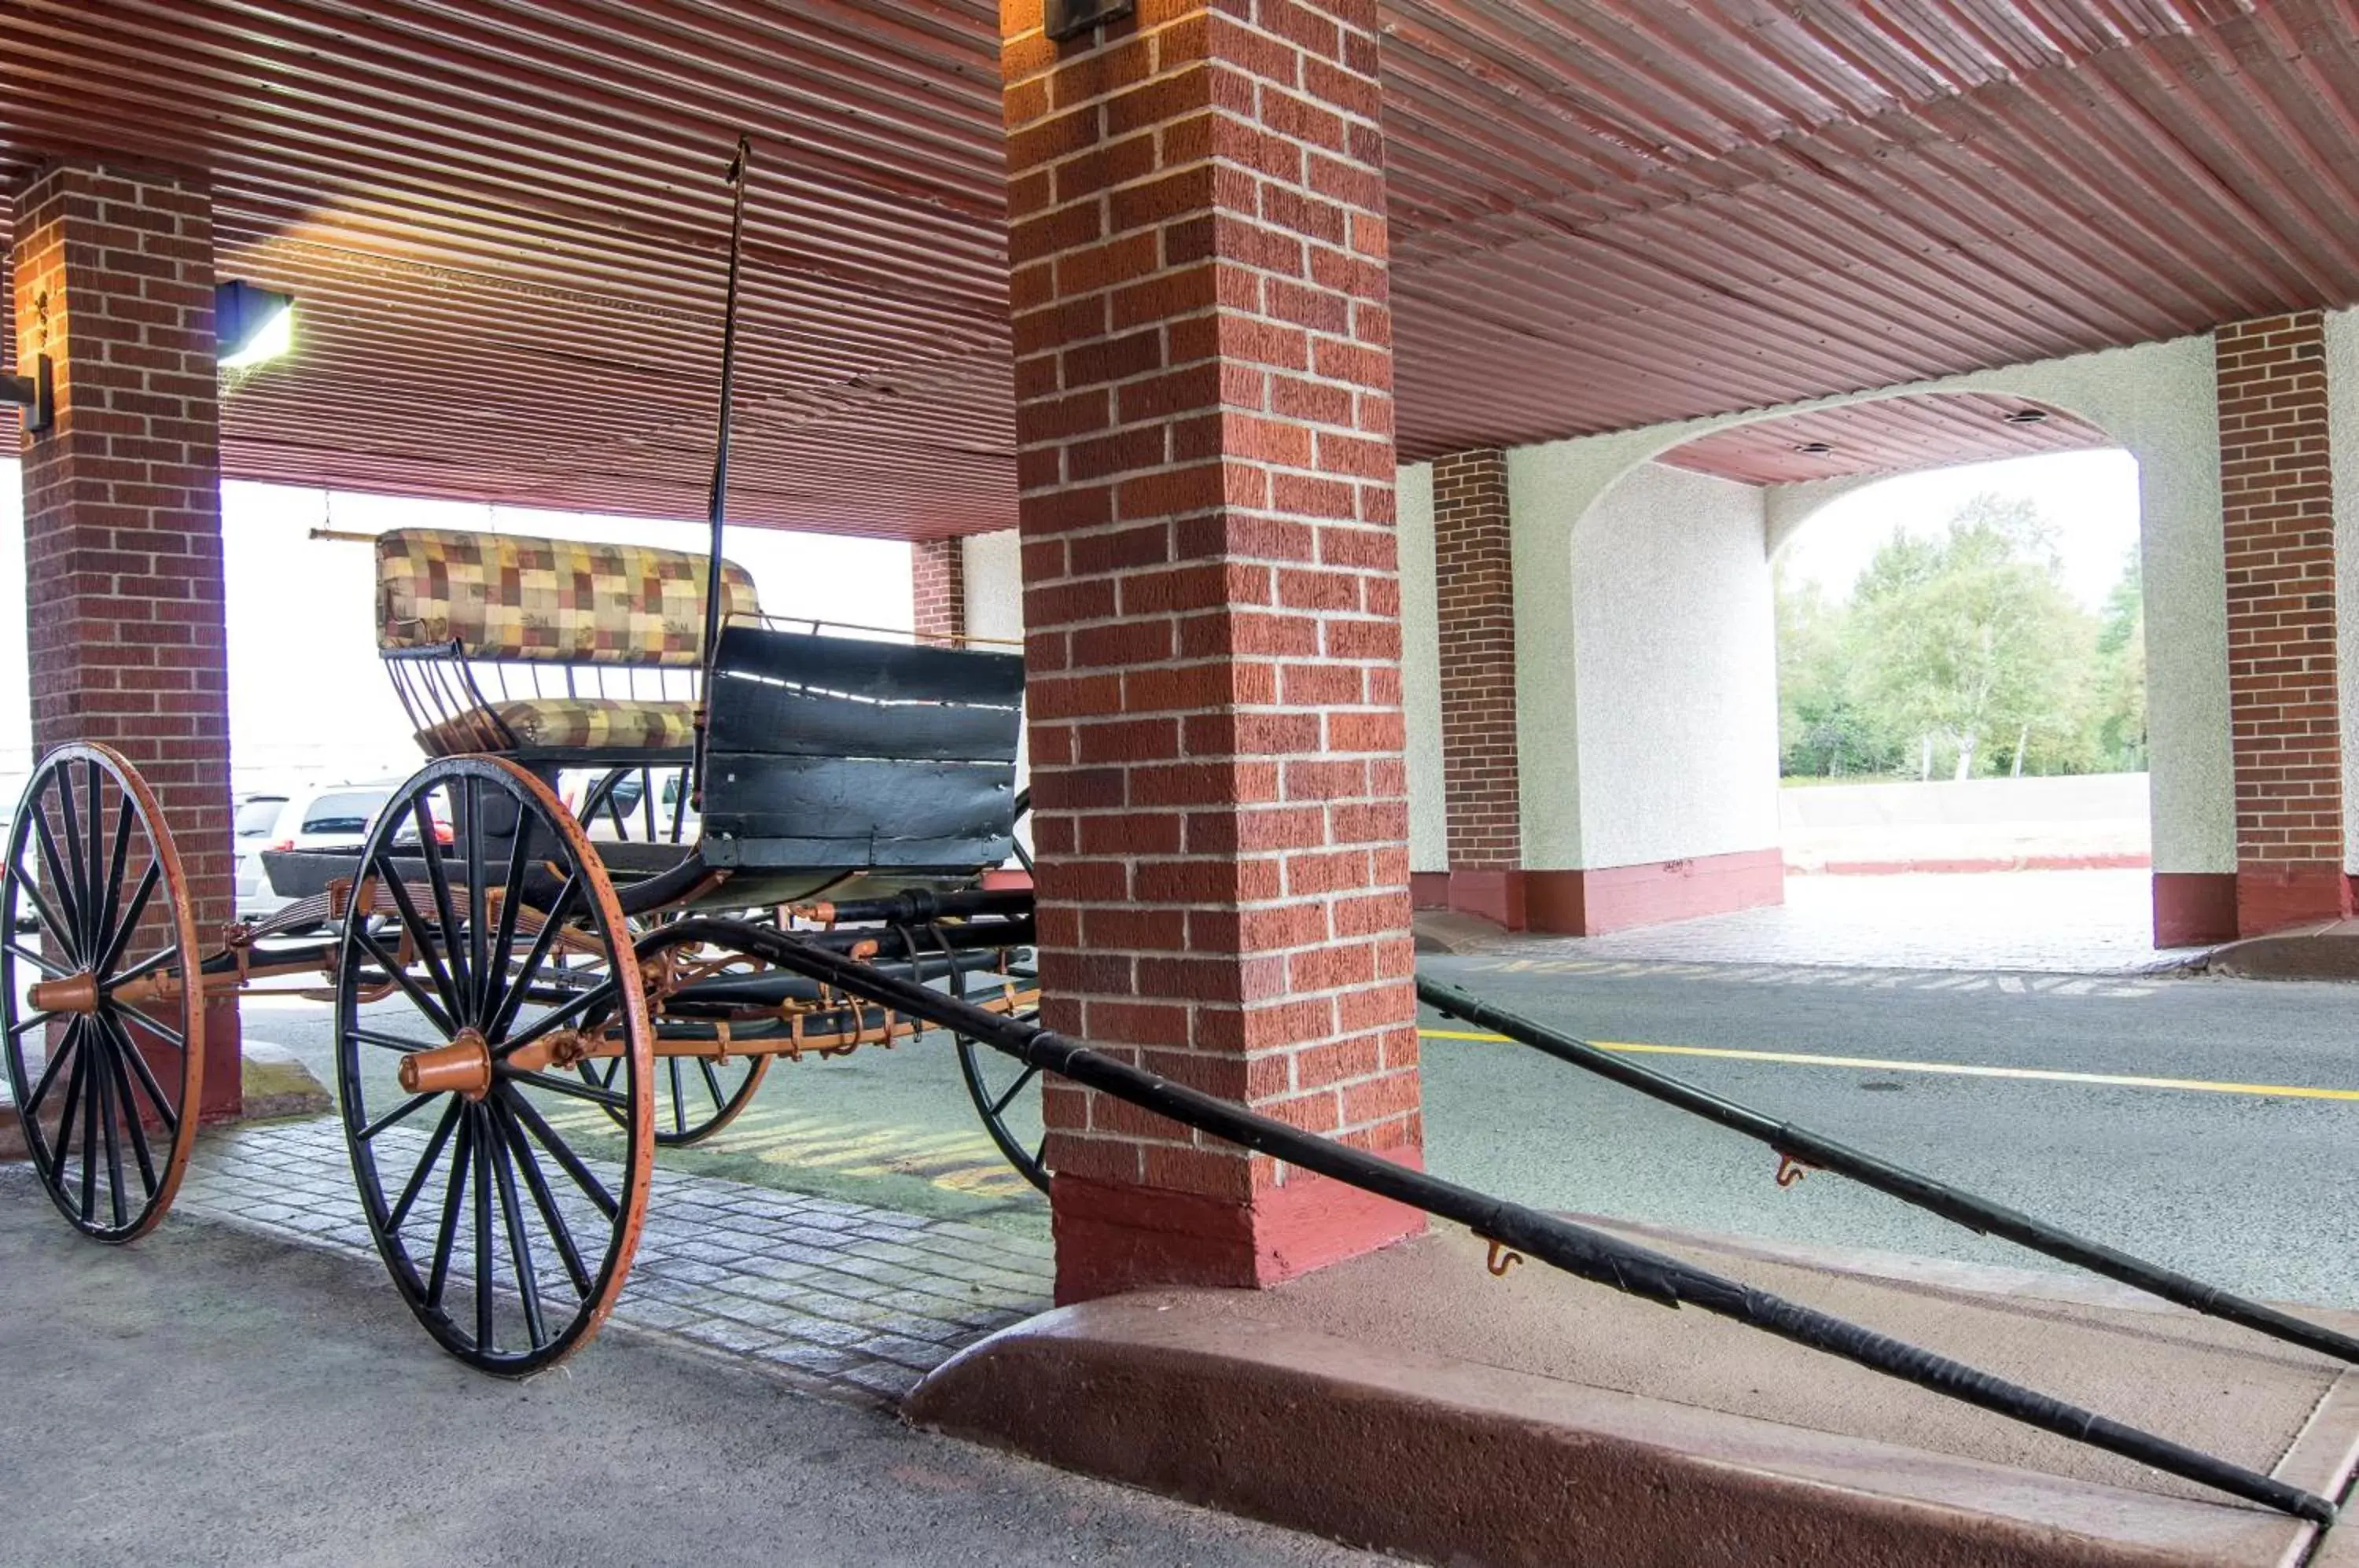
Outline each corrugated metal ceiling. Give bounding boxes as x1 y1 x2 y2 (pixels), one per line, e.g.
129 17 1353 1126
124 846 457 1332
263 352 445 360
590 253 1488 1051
4 1 2356 536
1656 392 2112 487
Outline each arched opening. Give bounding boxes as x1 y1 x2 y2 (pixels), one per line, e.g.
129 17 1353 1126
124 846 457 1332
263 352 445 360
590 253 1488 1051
1627 390 2164 963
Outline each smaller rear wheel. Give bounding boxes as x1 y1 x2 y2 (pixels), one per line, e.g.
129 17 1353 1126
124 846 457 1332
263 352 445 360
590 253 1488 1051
0 744 205 1242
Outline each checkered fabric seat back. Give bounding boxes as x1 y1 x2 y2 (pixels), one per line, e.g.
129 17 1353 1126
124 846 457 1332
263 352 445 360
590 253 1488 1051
376 528 760 667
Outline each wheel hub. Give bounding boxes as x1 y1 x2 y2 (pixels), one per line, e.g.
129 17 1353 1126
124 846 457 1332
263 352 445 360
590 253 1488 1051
396 1029 493 1100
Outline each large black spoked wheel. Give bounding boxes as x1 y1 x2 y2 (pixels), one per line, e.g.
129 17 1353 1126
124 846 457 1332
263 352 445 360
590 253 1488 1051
0 743 205 1242
956 1008 1046 1194
335 756 653 1375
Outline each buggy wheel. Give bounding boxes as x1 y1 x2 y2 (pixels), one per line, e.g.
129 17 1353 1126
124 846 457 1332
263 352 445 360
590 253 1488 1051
0 744 204 1242
957 1014 1047 1194
335 756 653 1375
583 1044 770 1147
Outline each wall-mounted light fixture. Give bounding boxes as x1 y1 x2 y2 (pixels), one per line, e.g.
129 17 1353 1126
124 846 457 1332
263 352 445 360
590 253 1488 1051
2001 407 2050 426
216 281 296 370
1 355 54 435
1794 440 1835 456
1044 0 1134 40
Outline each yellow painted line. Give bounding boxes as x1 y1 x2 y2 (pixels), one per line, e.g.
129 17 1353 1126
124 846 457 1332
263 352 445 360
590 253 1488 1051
1419 1029 2359 1103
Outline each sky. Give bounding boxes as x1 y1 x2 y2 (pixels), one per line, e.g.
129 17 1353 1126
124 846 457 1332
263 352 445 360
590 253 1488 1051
0 463 915 790
1774 448 2143 612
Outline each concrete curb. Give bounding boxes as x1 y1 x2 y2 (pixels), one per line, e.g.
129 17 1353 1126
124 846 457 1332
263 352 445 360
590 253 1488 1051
905 1293 2343 1568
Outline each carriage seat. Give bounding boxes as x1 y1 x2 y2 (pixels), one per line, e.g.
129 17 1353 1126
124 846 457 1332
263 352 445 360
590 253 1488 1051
375 527 760 761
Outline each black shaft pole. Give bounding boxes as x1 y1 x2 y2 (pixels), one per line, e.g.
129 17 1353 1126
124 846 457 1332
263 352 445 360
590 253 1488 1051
694 135 753 809
639 918 2335 1526
1419 977 2359 1368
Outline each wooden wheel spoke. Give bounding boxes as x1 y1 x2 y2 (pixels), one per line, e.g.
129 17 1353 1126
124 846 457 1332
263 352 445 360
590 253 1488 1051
5 939 68 978
473 1106 497 1351
487 1109 547 1349
83 762 109 959
94 1040 128 1230
465 779 491 1026
990 1064 1042 1119
351 924 458 1040
377 867 465 1027
9 1009 57 1039
77 1035 101 1223
54 768 92 955
506 1068 629 1110
28 805 85 964
668 1057 686 1136
348 1027 436 1055
424 1111 473 1309
109 946 177 989
23 1017 82 1115
111 1001 186 1053
699 1058 727 1112
359 1091 439 1142
16 874 78 963
484 809 533 1036
501 1088 618 1220
100 1033 160 1196
498 977 618 1060
387 1098 464 1233
50 1037 90 1184
93 790 134 964
495 1101 594 1297
94 861 160 980
486 875 580 1041
98 1013 178 1136
411 798 473 1021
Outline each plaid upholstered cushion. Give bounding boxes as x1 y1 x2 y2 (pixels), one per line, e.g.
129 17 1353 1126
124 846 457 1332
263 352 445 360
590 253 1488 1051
377 528 760 666
416 697 699 757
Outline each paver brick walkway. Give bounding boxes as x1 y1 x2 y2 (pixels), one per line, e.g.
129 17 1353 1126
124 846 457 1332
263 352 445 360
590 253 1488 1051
163 1115 1054 1400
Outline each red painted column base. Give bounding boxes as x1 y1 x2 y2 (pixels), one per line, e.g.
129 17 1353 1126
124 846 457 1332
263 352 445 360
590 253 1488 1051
1051 1154 1428 1305
198 997 243 1124
2233 863 2354 939
2151 873 2239 948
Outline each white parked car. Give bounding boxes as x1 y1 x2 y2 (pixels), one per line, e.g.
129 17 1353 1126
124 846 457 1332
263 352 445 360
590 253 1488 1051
235 781 405 921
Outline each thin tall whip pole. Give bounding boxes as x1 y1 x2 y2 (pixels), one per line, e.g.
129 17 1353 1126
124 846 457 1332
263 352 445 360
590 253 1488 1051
695 134 753 807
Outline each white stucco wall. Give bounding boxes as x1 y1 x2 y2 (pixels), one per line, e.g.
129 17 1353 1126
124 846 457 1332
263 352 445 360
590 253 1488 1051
1503 334 2232 876
1566 463 1779 868
1397 464 1446 874
2328 310 2359 874
961 528 1024 646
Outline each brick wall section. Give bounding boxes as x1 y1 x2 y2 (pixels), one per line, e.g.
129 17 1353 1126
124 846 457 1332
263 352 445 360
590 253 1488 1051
1002 0 1422 1296
912 537 968 646
1431 448 1520 872
11 162 241 1116
2216 312 2349 933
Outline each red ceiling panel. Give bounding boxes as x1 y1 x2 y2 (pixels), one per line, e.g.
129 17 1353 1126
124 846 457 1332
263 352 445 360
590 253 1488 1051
3 1 2357 536
1654 392 2114 487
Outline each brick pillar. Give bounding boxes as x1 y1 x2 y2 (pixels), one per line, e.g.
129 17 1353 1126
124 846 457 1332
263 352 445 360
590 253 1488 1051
913 537 969 646
1430 448 1525 928
11 162 240 1119
2217 313 2350 937
1002 0 1421 1299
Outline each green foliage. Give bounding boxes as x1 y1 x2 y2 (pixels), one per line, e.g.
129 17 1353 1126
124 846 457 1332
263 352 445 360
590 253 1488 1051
1777 495 2147 780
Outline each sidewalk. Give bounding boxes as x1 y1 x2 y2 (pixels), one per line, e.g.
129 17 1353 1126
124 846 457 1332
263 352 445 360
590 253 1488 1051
1426 869 2194 976
0 1159 1370 1568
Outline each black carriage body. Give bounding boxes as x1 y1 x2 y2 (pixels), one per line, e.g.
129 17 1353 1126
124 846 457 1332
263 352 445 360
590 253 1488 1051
698 622 1025 880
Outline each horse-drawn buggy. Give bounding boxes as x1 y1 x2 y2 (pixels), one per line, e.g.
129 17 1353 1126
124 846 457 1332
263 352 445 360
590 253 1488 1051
6 145 2353 1526
2 524 1047 1372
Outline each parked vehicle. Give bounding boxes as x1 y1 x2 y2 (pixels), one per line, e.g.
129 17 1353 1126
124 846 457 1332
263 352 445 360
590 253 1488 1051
235 781 440 920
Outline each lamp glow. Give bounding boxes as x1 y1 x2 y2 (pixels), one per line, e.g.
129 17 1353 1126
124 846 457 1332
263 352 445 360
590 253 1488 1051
215 282 296 370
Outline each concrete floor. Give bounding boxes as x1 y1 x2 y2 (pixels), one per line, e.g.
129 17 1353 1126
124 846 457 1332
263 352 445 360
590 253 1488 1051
0 1174 1373 1568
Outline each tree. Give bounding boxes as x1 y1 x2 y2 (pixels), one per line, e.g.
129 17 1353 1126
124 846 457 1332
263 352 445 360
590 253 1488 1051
1776 492 2131 782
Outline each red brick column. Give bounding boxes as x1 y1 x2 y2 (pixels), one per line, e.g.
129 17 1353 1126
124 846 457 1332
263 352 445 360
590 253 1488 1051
11 162 240 1119
912 537 969 646
1002 0 1421 1299
2216 313 2350 937
1429 448 1525 927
